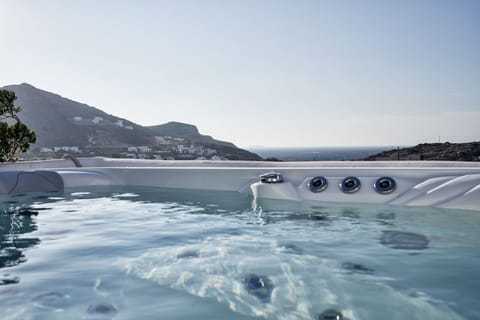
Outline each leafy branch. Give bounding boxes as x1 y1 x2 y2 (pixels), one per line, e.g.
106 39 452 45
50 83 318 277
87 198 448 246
0 90 36 162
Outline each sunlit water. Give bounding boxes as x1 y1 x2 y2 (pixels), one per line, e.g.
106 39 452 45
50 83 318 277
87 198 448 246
0 187 479 319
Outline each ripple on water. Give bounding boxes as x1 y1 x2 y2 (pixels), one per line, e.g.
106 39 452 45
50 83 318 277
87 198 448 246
341 262 374 275
277 243 304 255
0 274 19 286
31 291 70 311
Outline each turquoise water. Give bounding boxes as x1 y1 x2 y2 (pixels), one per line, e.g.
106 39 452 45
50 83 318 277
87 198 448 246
1 187 479 319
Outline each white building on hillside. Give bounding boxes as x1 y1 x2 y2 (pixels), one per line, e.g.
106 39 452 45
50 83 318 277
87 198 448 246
53 146 80 153
92 116 104 124
138 146 152 153
211 155 228 161
155 136 171 145
206 148 217 155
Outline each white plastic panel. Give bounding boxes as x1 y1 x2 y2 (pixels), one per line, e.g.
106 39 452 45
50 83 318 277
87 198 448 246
58 170 120 187
404 174 480 207
1 158 479 211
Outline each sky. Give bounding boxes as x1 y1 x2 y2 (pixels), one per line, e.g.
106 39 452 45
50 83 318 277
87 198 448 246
0 0 479 148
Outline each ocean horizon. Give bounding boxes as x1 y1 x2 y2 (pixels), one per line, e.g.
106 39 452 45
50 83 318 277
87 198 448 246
247 146 394 161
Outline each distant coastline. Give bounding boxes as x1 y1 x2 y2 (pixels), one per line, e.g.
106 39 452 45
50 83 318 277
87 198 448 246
362 142 480 161
247 146 390 161
249 142 480 162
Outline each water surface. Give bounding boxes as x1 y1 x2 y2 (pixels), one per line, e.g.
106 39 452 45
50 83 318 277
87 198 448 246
0 187 479 319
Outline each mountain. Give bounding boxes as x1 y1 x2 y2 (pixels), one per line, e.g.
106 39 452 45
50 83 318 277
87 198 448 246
362 142 480 161
1 83 262 161
2 83 153 148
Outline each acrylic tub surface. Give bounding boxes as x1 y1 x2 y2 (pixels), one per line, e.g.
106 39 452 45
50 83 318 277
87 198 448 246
1 157 479 211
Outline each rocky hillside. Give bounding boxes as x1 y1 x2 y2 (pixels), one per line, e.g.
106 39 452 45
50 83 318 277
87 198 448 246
1 83 262 161
363 142 480 161
2 83 153 148
147 122 236 148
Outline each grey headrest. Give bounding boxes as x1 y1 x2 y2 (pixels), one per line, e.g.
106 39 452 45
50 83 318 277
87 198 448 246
0 171 64 195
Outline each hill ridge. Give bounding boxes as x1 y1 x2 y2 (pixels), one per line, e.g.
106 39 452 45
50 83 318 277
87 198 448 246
1 83 262 161
362 142 480 161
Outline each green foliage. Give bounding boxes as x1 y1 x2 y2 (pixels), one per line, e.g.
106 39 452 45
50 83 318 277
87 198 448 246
0 90 36 162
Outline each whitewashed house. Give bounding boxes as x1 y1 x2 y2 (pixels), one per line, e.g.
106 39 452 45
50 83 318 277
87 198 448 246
211 155 228 161
138 146 152 153
92 116 104 124
155 136 171 145
206 148 217 155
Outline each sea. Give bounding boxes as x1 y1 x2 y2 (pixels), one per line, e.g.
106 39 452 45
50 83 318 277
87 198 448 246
247 147 392 162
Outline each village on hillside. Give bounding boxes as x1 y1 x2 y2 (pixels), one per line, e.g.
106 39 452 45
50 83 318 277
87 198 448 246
33 134 230 160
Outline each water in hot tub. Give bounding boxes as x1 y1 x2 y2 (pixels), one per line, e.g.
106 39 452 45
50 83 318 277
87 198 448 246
0 186 479 319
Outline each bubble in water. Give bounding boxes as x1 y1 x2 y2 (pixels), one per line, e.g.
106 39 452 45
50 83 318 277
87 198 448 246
242 274 274 303
316 308 343 320
177 250 199 259
87 303 118 318
380 230 429 250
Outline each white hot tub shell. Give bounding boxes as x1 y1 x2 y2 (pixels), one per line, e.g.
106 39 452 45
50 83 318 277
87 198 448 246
0 157 479 211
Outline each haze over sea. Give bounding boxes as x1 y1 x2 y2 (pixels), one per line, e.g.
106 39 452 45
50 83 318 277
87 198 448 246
247 146 390 162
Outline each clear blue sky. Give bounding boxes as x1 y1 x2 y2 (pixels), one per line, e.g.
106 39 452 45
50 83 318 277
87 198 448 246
1 0 479 147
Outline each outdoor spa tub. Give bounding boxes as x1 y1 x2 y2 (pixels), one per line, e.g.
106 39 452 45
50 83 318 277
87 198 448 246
1 158 479 320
